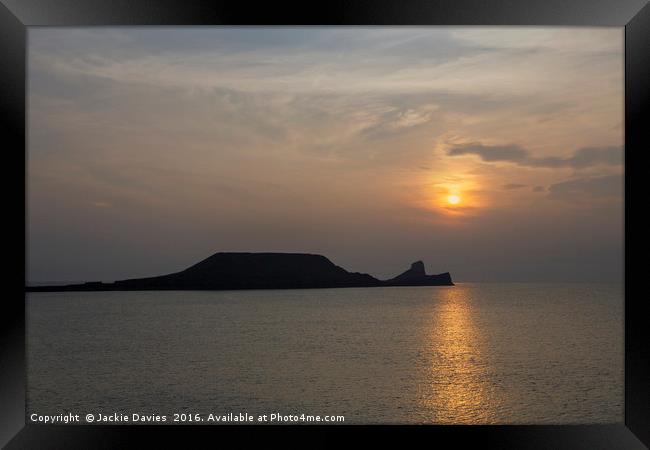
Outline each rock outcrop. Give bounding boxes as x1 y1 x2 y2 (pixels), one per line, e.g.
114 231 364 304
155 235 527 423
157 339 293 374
386 260 453 286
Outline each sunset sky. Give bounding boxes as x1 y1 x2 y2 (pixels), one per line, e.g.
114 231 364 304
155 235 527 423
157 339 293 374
27 27 624 283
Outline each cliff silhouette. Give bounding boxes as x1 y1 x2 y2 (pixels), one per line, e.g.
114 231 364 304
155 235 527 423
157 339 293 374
26 252 454 292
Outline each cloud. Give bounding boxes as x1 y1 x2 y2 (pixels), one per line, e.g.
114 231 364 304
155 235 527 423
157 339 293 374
547 174 623 201
502 183 527 190
569 146 623 168
448 143 622 169
448 143 527 162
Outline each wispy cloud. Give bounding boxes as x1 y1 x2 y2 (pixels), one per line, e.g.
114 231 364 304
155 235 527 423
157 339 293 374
547 174 623 202
502 183 527 190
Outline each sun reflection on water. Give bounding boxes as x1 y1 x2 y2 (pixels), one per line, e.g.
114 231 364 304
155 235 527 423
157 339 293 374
417 286 498 423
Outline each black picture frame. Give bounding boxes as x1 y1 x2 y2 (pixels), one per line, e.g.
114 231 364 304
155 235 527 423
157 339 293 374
2 0 648 448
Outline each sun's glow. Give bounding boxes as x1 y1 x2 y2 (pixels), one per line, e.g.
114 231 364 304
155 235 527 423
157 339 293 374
419 175 483 215
447 195 461 205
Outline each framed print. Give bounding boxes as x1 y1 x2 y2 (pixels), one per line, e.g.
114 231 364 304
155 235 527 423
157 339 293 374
1 0 649 448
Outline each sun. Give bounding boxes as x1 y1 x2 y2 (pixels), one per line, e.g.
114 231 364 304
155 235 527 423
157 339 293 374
447 194 461 205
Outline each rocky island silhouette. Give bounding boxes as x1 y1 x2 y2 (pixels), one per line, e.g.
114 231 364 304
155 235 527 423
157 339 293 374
26 252 454 291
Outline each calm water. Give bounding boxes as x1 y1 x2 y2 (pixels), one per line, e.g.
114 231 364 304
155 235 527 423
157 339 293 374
27 283 623 424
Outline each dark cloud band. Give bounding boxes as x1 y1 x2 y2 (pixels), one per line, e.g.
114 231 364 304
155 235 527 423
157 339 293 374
448 143 623 169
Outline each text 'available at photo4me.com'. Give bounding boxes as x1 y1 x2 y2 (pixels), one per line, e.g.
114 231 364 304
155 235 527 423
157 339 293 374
30 412 346 424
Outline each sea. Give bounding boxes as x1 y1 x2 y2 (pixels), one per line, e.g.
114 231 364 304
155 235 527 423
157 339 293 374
26 283 623 424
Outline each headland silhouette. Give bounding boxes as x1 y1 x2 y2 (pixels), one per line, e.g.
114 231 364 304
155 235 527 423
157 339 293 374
26 252 454 292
